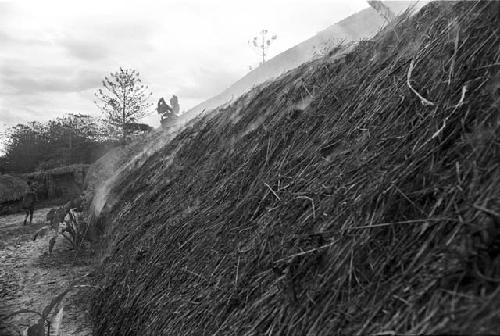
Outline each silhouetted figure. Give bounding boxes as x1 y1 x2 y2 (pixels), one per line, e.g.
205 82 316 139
22 180 36 225
157 98 174 125
170 95 180 115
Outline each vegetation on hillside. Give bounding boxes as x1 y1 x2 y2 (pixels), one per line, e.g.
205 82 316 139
0 114 118 174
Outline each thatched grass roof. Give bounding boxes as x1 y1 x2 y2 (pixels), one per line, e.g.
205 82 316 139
0 174 27 203
91 2 500 335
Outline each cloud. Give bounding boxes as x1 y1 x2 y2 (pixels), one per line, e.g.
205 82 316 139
60 40 110 61
0 2 14 20
100 21 156 41
0 30 14 44
0 30 50 48
0 66 102 94
0 95 52 126
58 20 156 61
176 66 241 100
0 107 27 125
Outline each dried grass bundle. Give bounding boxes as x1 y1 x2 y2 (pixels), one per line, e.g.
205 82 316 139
91 2 500 335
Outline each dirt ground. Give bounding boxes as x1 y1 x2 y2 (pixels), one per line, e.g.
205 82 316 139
0 207 94 336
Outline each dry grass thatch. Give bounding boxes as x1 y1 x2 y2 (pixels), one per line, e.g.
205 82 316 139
91 2 500 335
0 174 27 203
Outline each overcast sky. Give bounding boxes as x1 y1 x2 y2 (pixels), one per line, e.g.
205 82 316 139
0 0 369 133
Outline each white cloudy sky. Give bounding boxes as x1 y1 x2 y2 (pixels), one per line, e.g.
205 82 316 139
0 0 369 131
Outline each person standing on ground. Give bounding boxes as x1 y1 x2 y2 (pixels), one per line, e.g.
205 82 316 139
22 180 36 225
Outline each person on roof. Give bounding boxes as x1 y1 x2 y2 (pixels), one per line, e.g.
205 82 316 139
157 97 174 125
170 95 180 115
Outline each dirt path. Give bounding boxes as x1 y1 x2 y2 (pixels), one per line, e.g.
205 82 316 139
0 208 94 336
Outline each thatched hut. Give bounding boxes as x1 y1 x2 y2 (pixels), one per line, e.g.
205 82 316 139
22 164 89 202
0 174 28 215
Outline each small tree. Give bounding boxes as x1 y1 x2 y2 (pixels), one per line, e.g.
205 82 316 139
94 68 152 143
248 29 277 67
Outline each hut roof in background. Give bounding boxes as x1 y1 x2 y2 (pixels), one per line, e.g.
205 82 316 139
22 164 90 179
0 174 27 203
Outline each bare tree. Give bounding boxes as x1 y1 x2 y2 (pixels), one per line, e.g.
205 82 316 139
249 29 277 67
94 68 152 142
